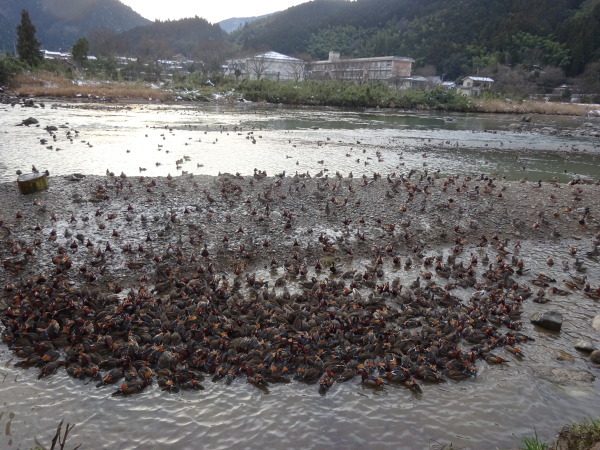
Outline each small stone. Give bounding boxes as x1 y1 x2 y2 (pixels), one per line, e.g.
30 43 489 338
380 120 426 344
574 339 596 353
590 350 600 365
530 311 563 331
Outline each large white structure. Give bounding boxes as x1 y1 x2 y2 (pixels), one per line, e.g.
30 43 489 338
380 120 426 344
225 51 305 81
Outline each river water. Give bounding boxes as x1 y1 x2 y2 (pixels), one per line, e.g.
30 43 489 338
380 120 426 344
1 101 600 449
1 101 599 184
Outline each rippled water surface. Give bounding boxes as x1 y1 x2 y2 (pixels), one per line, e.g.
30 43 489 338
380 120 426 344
1 239 599 450
1 101 600 449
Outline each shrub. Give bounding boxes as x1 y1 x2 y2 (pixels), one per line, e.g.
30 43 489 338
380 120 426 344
0 55 27 86
236 79 475 111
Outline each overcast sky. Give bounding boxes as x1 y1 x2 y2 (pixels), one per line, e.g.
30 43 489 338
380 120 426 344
118 0 309 23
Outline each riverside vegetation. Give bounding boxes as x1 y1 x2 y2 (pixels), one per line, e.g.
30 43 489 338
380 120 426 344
1 58 598 117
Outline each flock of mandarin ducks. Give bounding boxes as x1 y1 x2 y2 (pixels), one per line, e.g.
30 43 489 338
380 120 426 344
1 168 599 396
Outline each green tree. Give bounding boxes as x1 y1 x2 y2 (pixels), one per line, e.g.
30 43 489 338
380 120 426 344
0 55 26 86
72 37 89 66
16 10 42 67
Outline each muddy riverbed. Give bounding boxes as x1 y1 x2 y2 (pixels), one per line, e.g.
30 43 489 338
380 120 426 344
1 99 600 450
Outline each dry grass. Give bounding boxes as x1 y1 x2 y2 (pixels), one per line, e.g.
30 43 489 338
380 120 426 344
475 98 596 116
8 72 172 102
7 72 598 114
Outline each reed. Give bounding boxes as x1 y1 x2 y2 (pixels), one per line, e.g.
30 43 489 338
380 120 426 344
554 418 600 450
474 98 595 116
9 71 172 102
518 418 600 450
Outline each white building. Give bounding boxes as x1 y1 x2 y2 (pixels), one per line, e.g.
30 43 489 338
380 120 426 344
225 51 305 81
41 50 71 60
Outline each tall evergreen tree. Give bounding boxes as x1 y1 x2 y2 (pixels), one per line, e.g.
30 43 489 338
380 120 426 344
16 10 42 67
72 38 90 66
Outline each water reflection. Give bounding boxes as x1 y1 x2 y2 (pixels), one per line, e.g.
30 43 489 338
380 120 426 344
0 102 598 184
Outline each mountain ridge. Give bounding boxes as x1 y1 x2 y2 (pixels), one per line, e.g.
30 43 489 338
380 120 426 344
0 0 150 51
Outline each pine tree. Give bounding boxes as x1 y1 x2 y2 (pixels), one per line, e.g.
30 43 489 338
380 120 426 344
72 38 89 66
16 10 42 67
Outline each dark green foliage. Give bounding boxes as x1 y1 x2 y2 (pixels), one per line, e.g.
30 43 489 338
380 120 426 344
236 79 474 111
106 18 228 59
307 26 375 60
233 0 597 78
16 10 42 67
558 0 600 76
0 54 26 85
0 0 150 53
72 38 89 66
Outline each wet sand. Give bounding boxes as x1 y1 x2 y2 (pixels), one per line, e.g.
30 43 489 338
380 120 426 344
1 170 599 397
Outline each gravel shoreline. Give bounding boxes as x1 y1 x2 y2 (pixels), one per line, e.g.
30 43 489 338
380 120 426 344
1 171 599 394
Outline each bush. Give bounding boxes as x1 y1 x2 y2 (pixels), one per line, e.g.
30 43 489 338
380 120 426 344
0 55 27 86
236 79 475 111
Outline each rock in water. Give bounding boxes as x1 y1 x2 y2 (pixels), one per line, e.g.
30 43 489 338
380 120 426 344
574 339 596 353
21 117 38 126
533 367 596 384
530 311 563 331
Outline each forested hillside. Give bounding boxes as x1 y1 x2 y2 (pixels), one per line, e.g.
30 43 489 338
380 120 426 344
2 0 598 91
98 18 229 62
0 0 150 52
231 0 600 79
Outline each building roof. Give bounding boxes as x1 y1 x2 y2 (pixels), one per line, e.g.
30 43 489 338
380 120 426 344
252 51 302 62
466 76 494 82
312 55 414 65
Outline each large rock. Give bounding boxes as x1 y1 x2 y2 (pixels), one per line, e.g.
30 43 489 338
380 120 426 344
530 311 563 331
21 117 38 126
533 367 596 384
574 339 596 353
590 350 600 365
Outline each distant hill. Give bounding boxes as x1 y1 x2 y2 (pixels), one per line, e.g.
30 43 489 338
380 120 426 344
0 0 150 52
219 14 272 34
114 17 228 59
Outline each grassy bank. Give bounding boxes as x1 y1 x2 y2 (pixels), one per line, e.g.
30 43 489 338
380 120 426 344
474 98 595 116
236 78 475 111
235 79 598 116
519 418 600 450
6 71 173 102
4 70 598 115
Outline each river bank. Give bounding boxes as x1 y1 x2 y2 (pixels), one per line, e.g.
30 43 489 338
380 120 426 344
3 72 599 117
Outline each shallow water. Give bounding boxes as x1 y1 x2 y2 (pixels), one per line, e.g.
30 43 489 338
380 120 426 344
1 101 600 449
0 102 599 184
0 238 599 450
